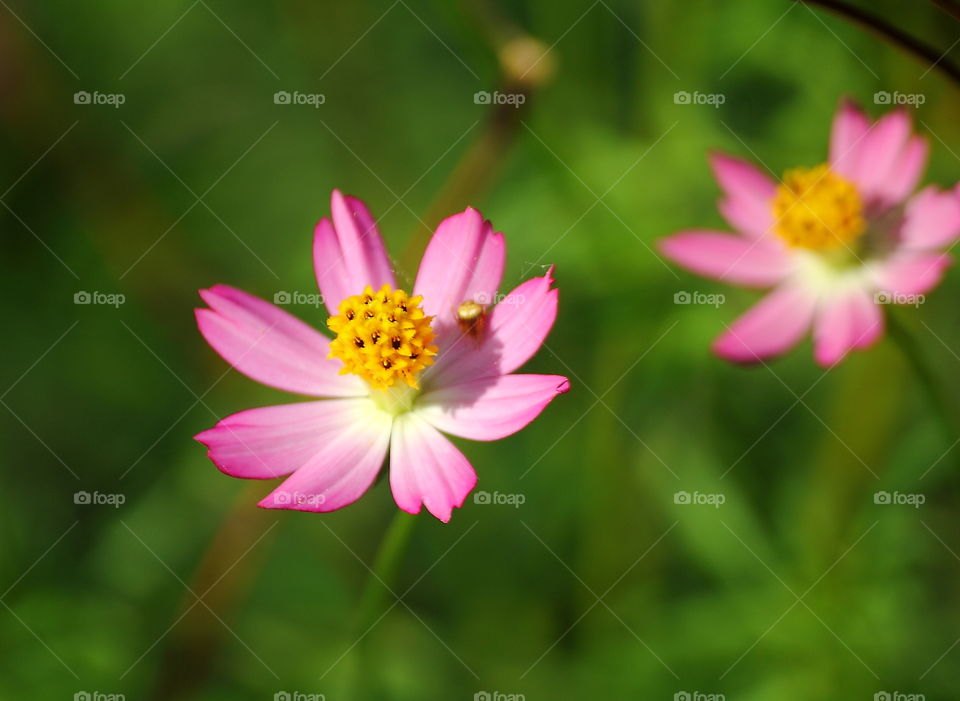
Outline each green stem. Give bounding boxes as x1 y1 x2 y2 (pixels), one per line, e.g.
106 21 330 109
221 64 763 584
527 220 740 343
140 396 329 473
887 312 956 441
354 511 417 629
338 511 418 699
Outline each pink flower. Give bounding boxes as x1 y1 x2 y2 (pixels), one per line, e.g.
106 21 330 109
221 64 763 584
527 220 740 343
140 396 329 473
660 100 960 366
195 190 569 522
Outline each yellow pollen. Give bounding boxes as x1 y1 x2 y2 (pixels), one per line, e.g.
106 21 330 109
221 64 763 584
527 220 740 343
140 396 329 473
327 284 438 391
772 164 866 250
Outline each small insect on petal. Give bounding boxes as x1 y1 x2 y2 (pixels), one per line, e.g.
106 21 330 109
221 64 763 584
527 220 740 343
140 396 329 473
456 300 487 342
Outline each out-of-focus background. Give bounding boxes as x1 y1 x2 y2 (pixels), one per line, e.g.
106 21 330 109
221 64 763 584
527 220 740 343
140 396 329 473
3 0 960 699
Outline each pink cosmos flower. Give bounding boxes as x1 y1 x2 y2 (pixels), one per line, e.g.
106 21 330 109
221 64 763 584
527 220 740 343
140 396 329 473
195 190 569 522
660 99 960 366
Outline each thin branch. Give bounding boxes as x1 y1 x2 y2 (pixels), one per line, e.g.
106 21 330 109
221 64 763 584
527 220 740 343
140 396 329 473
797 0 960 87
930 0 960 23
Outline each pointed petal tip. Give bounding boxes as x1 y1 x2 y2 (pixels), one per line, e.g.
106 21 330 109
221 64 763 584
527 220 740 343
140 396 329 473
837 95 861 110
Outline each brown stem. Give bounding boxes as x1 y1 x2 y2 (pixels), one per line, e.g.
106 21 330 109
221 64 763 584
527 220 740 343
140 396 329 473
397 4 556 273
796 0 960 87
930 0 960 23
147 484 277 701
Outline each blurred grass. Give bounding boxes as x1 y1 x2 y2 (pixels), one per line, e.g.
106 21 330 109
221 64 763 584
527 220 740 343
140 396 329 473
3 0 960 699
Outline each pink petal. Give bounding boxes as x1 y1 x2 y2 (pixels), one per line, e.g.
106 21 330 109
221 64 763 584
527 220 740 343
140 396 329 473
417 374 570 441
899 186 960 251
413 207 505 335
389 412 477 522
425 267 559 387
196 399 376 479
829 99 870 180
659 230 792 287
314 190 396 315
258 404 392 513
713 284 817 363
877 136 928 206
851 110 911 204
196 284 365 397
709 152 776 238
813 287 884 367
872 252 952 296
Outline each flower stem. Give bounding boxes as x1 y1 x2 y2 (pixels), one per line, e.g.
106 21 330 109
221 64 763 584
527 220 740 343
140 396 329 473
355 511 417 629
796 0 960 87
338 511 417 698
887 312 957 441
930 0 960 23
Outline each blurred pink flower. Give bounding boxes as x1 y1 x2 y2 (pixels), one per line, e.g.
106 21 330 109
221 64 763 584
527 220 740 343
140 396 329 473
195 190 568 522
660 99 960 366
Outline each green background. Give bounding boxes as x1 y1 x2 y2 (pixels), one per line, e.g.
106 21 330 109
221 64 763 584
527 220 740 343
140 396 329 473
3 0 960 699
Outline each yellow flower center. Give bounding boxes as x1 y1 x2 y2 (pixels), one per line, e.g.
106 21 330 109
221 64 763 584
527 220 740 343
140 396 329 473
772 164 866 250
327 284 438 391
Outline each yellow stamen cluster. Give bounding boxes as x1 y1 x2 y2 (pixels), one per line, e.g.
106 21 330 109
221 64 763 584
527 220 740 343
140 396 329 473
772 164 866 250
327 284 438 390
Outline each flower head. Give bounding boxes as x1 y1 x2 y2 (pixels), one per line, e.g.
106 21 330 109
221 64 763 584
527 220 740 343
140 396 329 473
660 99 960 366
195 190 569 521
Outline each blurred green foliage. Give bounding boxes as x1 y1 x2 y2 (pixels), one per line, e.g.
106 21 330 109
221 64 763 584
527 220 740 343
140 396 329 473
2 0 960 699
